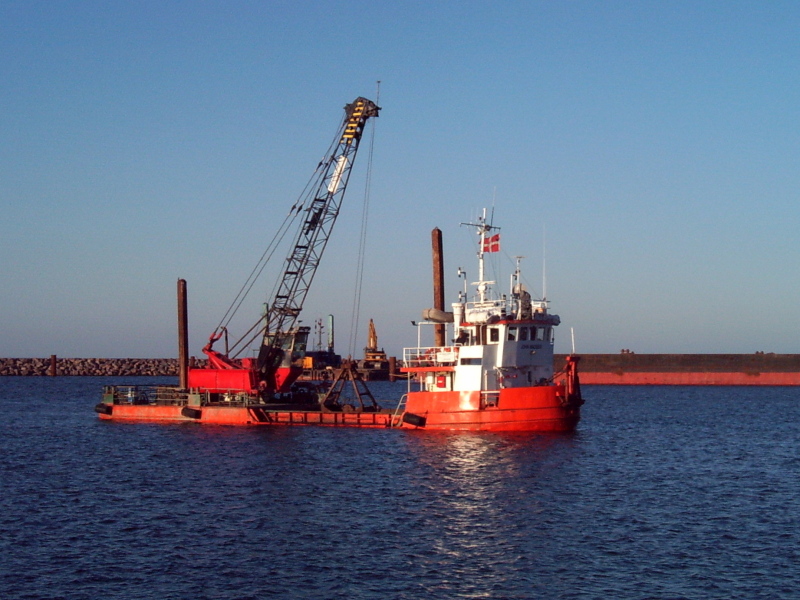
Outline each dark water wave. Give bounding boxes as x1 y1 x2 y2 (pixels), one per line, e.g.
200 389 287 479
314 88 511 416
1 378 799 599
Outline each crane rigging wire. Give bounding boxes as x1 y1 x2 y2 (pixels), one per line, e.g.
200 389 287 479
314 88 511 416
348 83 380 358
216 211 294 330
212 117 347 351
257 119 351 324
199 97 379 370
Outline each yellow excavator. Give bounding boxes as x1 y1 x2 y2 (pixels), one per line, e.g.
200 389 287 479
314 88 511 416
358 319 390 380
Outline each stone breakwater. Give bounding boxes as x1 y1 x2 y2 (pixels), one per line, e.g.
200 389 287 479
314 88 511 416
0 358 193 376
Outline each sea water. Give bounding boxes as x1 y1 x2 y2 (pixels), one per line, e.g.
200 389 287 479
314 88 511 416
1 377 798 599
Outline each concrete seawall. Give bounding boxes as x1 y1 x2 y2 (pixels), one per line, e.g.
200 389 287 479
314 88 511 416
575 371 800 385
555 354 800 385
555 353 800 373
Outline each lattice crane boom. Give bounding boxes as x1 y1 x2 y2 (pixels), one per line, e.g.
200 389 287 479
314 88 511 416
256 97 380 387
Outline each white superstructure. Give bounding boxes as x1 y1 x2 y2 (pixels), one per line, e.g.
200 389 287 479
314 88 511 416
404 209 560 394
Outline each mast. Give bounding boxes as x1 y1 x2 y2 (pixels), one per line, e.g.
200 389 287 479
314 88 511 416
460 208 499 303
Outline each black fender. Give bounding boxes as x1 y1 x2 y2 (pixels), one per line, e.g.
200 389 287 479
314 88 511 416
402 412 426 427
181 407 202 420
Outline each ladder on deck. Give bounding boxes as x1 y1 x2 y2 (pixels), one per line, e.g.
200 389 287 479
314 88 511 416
390 394 408 428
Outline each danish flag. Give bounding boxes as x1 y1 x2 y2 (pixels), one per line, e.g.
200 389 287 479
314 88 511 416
482 233 500 253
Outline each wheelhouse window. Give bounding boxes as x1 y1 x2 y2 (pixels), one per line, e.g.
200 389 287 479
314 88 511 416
507 326 517 341
489 327 499 343
455 328 471 345
519 326 528 341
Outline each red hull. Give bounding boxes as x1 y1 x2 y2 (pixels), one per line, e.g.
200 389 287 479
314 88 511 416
401 385 581 432
98 403 397 427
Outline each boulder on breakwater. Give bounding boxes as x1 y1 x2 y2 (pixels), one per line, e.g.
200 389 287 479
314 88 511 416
0 358 198 376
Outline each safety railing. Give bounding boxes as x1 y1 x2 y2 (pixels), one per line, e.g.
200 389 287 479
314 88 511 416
402 346 459 368
101 385 258 407
102 385 187 406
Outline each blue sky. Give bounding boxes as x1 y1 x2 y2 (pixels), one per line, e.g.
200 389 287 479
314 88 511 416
2 1 799 358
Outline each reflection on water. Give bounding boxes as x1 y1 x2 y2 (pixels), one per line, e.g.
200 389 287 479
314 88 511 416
388 430 586 597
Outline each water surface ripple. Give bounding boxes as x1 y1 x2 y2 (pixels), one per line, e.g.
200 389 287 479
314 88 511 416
1 378 798 599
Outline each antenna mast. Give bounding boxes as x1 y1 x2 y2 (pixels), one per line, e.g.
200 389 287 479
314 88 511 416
460 208 499 303
542 223 547 301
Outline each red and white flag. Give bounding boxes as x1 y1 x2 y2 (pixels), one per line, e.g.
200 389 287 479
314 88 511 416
482 233 500 253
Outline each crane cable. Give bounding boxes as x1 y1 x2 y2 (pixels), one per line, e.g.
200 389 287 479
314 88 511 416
214 119 345 353
347 85 380 357
227 107 357 358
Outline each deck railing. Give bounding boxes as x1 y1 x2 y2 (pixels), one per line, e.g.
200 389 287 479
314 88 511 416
402 346 459 368
101 385 256 407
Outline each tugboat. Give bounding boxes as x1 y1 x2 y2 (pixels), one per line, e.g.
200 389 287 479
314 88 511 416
399 210 583 431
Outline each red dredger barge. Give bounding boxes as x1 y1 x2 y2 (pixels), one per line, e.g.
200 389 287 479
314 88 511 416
98 96 395 426
96 100 583 430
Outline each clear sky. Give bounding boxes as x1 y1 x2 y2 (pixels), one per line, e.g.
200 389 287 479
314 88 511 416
2 1 799 359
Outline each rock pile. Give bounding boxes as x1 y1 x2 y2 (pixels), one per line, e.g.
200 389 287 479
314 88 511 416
0 358 194 376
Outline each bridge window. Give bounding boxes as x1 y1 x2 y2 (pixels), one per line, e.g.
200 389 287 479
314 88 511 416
489 327 499 343
455 329 470 345
507 326 517 341
519 327 528 341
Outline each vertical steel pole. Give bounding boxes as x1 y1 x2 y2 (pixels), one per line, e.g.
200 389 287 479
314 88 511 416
432 228 445 347
177 279 189 389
